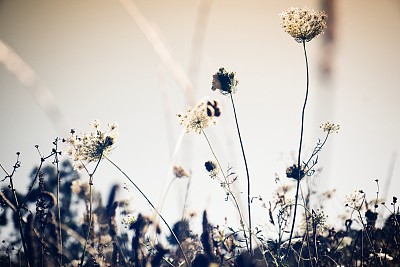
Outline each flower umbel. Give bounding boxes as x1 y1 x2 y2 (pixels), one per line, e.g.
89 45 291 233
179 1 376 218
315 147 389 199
280 7 327 43
65 120 119 171
211 67 239 95
320 121 340 133
177 100 219 134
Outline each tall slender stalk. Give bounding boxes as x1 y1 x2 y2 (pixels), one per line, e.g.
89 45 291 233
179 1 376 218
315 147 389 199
79 155 103 266
286 40 310 257
54 139 63 265
105 157 190 267
229 93 253 257
79 181 93 266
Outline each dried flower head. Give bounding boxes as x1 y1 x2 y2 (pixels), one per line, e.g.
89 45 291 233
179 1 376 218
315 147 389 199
205 160 219 178
206 100 221 117
345 190 366 210
320 121 340 133
211 67 239 95
286 164 307 180
64 120 119 171
177 100 218 134
173 165 191 178
280 7 327 43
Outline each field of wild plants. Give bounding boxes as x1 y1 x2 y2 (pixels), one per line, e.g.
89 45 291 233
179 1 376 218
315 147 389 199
1 5 399 267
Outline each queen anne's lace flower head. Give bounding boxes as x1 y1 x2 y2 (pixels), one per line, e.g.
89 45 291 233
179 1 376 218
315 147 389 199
280 7 327 43
211 67 239 95
64 120 119 171
177 100 220 134
320 121 340 133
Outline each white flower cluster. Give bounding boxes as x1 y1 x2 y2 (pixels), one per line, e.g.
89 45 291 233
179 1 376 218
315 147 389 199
280 7 327 43
177 101 217 134
344 190 365 210
65 119 119 171
320 121 340 133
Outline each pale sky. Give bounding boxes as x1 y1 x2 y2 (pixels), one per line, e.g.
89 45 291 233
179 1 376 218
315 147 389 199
1 0 399 233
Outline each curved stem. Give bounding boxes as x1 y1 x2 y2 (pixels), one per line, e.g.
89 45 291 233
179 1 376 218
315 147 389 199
229 93 253 257
286 40 309 257
106 157 190 267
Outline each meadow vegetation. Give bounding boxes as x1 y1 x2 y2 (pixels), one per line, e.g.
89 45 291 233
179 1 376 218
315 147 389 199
1 7 399 267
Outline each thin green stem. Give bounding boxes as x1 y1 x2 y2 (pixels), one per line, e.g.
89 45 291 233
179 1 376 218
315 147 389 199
229 93 253 257
105 157 190 267
286 40 309 258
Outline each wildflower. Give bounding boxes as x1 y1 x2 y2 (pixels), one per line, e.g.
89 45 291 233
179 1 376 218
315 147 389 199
205 160 219 178
173 165 191 178
320 121 340 133
177 100 218 134
211 67 239 95
90 119 100 129
286 164 307 180
280 7 327 43
344 190 365 210
64 119 119 171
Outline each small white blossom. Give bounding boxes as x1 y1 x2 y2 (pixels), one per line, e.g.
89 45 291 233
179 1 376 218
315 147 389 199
320 121 340 133
90 119 100 129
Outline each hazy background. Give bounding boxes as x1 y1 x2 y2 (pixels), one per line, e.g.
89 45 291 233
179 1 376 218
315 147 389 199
1 0 399 233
